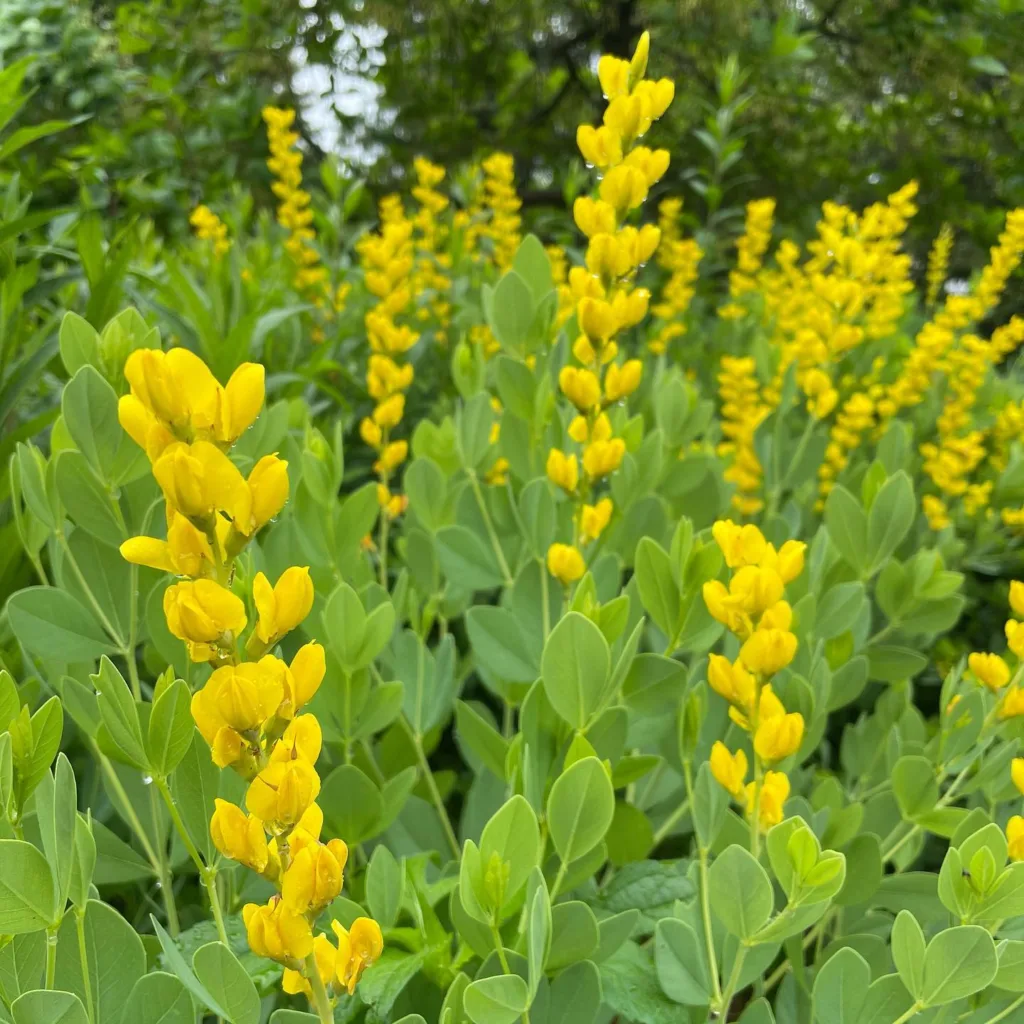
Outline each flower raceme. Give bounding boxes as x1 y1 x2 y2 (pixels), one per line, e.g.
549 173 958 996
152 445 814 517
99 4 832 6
118 346 381 1012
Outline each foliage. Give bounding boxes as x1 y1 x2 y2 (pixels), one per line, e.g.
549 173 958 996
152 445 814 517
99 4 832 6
3 21 1024 1024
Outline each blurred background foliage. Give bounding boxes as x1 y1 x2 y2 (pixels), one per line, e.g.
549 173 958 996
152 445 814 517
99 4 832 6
2 0 1022 257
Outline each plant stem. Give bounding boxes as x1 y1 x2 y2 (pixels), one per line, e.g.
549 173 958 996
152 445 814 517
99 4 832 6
714 945 748 1021
125 563 142 698
378 511 390 589
95 748 161 865
155 776 228 945
983 994 1024 1023
891 1003 924 1024
538 558 550 641
400 715 460 858
683 761 722 1006
490 923 531 1024
45 925 59 988
652 798 691 846
56 531 126 648
551 859 569 901
468 471 513 585
148 783 180 935
306 952 334 1024
76 909 95 1024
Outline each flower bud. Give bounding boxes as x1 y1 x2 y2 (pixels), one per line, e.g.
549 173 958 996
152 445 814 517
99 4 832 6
210 798 271 874
748 770 790 831
546 449 579 493
247 454 289 534
253 566 314 644
281 838 349 913
246 758 321 828
969 652 1010 692
582 438 625 479
164 579 247 661
581 498 613 543
243 899 314 963
547 543 585 585
710 741 747 799
740 628 797 676
559 366 602 412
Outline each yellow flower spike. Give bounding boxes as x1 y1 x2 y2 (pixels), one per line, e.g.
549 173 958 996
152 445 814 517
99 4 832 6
373 393 405 428
247 454 290 534
1001 688 1024 719
580 498 613 543
210 799 271 875
596 55 630 100
246 758 321 828
332 918 384 995
968 652 1011 692
559 367 602 412
546 449 579 494
1010 581 1024 619
573 197 617 238
269 714 324 766
152 440 253 528
1008 817 1024 862
1013 758 1024 796
282 933 337 998
547 543 586 585
164 579 247 658
582 438 626 479
707 653 757 710
754 709 805 763
253 566 314 645
243 899 314 963
599 164 649 215
281 838 349 913
748 771 790 831
604 360 643 402
710 741 748 800
203 662 285 733
740 628 798 676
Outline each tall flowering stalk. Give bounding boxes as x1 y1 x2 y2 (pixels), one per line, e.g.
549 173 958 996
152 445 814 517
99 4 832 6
189 205 231 258
117 348 381 1021
479 152 522 271
546 30 673 586
926 223 954 308
718 199 775 320
703 521 806 856
648 197 703 356
410 157 453 346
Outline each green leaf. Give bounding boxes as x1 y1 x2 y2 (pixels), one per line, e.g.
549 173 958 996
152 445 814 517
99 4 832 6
634 538 680 638
512 235 554 302
55 451 126 547
458 393 496 471
707 845 774 940
480 795 541 905
866 472 914 571
815 583 866 641
547 960 602 1024
466 606 539 683
0 933 45 1006
456 701 509 779
463 974 530 1024
61 366 123 482
147 679 194 776
867 645 928 682
150 917 229 1018
526 874 550 996
921 926 997 1005
269 1014 320 1024
540 612 610 730
824 486 867 574
92 657 148 770
322 581 367 671
488 271 535 353
34 754 77 918
59 313 100 377
547 757 614 869
68 816 96 912
517 478 556 557
547 900 599 971
11 990 88 1024
192 942 261 1024
993 939 1024 992
6 587 118 662
892 755 939 820
366 846 404 929
812 947 869 1023
320 765 382 844
655 918 711 1006
969 54 1008 75
123 972 195 1024
436 525 505 590
0 841 55 932
54 901 145 1024
404 458 447 533
891 910 926 1000
170 733 220 864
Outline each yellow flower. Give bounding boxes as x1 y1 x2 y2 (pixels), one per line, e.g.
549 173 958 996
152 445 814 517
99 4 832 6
597 54 629 100
740 628 798 676
210 799 271 875
268 714 323 766
581 498 613 543
373 394 405 428
748 771 790 830
1013 757 1024 796
629 30 650 82
576 124 623 169
253 566 314 644
707 654 756 710
1001 688 1024 719
332 918 384 995
282 933 337 998
773 541 806 584
968 652 1011 692
754 708 805 762
120 511 215 578
376 440 408 473
559 366 602 411
710 741 748 800
610 287 650 328
192 662 284 735
623 146 670 187
632 77 675 119
604 360 643 402
759 601 793 632
276 643 327 717
246 758 321 828
281 838 349 913
711 520 767 568
164 579 247 661
117 393 175 462
547 543 585 585
573 197 617 238
360 417 383 448
582 438 626 479
152 441 252 529
546 449 579 493
1006 619 1024 658
283 803 325 862
247 454 290 534
1008 817 1024 862
702 580 752 637
603 95 652 147
243 899 314 963
729 566 785 616
599 165 649 215
1010 581 1024 619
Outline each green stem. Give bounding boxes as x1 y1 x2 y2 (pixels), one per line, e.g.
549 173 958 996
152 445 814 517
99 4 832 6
891 1003 924 1024
57 531 126 648
714 945 748 1021
684 761 722 1006
96 750 159 866
468 471 513 585
551 859 569 901
148 783 180 935
125 563 142 699
76 909 95 1024
538 558 550 641
490 923 531 1024
45 925 59 988
306 951 334 1023
652 798 690 847
155 776 228 945
982 994 1024 1023
378 511 391 589
400 716 460 858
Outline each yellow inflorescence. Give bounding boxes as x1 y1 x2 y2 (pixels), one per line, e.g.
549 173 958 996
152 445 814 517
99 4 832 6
716 356 767 516
545 31 673 580
479 153 523 271
649 198 703 355
262 107 330 305
117 348 381 1010
719 198 775 318
703 521 805 833
410 157 453 345
925 223 953 308
358 195 419 523
189 205 231 258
